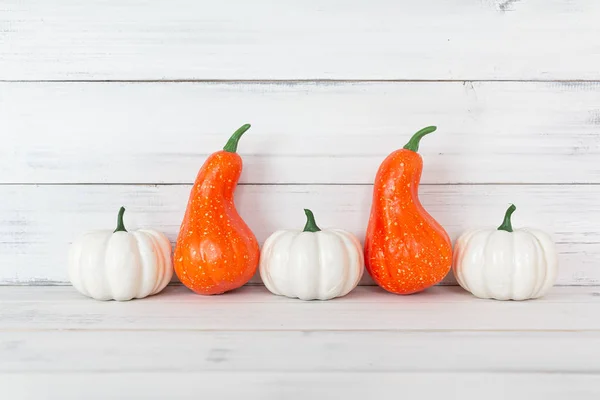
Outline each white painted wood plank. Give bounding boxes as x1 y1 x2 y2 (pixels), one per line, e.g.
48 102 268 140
0 286 598 331
1 287 598 398
2 372 598 400
0 184 598 285
2 0 599 80
2 330 600 373
3 81 599 184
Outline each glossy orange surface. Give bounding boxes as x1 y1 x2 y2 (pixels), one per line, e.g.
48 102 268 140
174 150 259 295
364 147 452 294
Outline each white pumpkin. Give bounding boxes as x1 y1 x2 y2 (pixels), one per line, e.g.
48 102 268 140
453 204 558 301
259 209 364 301
68 207 173 301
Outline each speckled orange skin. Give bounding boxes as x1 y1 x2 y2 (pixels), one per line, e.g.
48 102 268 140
174 151 259 295
365 149 452 294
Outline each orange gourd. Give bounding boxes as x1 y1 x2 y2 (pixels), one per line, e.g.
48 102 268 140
174 124 259 295
365 126 452 294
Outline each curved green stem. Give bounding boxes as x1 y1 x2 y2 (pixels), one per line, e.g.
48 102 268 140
114 206 127 233
302 209 321 232
497 204 516 233
223 124 251 153
403 126 437 152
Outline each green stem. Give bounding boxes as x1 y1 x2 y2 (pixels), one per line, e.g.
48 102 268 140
223 124 251 153
114 207 127 233
302 209 321 232
403 126 437 152
497 204 516 233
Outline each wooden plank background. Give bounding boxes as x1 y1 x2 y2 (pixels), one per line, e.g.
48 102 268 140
1 0 599 285
1 0 599 80
1 184 599 285
2 82 599 185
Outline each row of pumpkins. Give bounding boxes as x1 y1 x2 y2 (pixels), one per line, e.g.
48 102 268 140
68 125 558 302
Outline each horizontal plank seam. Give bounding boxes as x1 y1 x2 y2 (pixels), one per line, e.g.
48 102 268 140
1 79 600 84
0 283 598 287
0 369 599 375
2 183 600 187
1 370 599 376
1 299 597 303
1 329 600 333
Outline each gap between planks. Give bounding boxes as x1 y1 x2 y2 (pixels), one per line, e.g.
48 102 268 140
2 328 600 333
2 79 600 83
0 282 597 288
2 183 600 186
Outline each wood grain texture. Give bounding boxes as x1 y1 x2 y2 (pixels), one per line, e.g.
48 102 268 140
0 286 599 331
2 286 599 398
0 183 598 285
2 331 600 373
1 0 599 80
2 81 600 184
2 372 598 400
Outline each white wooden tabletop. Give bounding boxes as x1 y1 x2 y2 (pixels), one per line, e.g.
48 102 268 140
1 285 599 399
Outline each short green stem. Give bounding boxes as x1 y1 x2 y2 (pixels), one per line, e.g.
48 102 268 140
114 207 127 233
223 124 251 153
302 209 321 232
497 204 516 233
403 126 437 152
